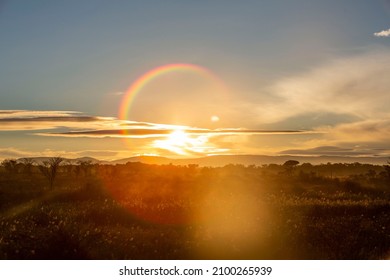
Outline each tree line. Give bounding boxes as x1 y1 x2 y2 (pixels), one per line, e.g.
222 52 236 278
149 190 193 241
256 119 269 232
1 157 390 191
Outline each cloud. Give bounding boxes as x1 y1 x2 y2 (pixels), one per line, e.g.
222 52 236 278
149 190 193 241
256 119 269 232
0 110 27 115
39 128 307 138
0 110 118 131
0 110 187 132
255 50 390 124
0 110 81 118
40 129 173 138
374 28 390 37
1 110 305 139
0 115 100 123
280 145 390 157
0 110 164 132
0 110 312 158
277 118 390 157
327 119 390 144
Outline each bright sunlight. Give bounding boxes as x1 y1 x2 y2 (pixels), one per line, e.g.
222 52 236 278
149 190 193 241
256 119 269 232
152 129 209 156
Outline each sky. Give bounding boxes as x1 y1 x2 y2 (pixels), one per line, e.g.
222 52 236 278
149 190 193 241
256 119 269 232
0 0 390 160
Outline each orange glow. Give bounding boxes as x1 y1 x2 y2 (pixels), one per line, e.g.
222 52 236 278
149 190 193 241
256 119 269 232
153 129 209 156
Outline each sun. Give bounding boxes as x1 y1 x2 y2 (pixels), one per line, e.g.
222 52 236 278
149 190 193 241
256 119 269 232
169 130 188 144
153 129 208 156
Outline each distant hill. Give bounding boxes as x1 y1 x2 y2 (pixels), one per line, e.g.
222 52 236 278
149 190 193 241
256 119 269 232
16 156 106 165
17 155 389 166
110 155 389 166
111 156 174 165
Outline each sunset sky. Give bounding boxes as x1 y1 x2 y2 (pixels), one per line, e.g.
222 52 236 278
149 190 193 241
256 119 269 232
1 1 390 160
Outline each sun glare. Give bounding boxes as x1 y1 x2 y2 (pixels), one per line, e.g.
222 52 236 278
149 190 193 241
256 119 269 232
153 129 209 156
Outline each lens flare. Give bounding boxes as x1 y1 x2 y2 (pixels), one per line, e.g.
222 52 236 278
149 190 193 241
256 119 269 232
211 115 220 122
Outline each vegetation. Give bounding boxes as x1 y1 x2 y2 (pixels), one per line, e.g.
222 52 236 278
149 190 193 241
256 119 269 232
1 158 390 259
37 157 64 189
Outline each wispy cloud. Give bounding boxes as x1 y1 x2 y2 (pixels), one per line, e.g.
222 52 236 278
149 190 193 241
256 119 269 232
280 146 390 157
0 110 311 157
276 118 390 158
0 110 117 131
40 128 307 138
374 28 390 37
254 50 390 124
0 110 84 118
0 109 307 137
327 119 390 144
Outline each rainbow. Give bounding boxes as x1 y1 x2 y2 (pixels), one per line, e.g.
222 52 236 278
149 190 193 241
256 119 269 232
118 63 227 121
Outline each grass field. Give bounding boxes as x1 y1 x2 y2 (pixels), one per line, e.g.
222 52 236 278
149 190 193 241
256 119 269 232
1 161 390 259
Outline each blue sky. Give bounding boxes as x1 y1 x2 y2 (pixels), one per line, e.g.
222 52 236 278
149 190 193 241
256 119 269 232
0 1 390 160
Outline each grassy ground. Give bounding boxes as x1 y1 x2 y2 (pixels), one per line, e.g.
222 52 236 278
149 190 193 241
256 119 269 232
1 164 390 259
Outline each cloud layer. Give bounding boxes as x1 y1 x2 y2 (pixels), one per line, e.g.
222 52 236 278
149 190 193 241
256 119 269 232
281 146 390 157
0 110 304 137
0 110 118 131
0 110 309 159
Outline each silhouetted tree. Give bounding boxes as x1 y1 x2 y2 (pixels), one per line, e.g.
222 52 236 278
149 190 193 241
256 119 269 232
77 160 93 177
283 160 300 176
38 157 64 189
62 160 74 175
1 159 19 174
20 158 35 175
